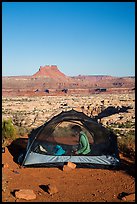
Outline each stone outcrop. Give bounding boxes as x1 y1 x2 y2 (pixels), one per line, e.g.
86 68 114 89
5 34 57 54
121 193 135 201
32 65 67 79
67 161 76 169
15 189 36 200
2 93 135 129
63 162 76 171
2 65 135 97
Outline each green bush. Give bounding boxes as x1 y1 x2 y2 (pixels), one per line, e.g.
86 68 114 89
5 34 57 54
2 118 17 144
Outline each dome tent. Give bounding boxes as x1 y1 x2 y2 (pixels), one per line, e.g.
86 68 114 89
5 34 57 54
21 109 120 168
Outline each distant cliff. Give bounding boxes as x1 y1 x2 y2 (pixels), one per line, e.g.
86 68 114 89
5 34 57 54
32 65 68 79
2 65 135 97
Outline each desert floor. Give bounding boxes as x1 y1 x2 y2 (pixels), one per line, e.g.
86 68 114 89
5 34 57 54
2 135 135 202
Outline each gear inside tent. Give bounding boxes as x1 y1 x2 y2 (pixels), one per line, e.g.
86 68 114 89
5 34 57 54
20 109 120 169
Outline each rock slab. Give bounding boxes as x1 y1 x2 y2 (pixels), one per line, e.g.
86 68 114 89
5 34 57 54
67 161 76 169
122 193 135 201
63 161 76 171
15 189 36 200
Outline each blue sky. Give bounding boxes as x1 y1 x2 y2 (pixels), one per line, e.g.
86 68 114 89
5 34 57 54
2 2 135 77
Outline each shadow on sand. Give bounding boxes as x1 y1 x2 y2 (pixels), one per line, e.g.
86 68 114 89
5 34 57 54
95 105 132 120
7 137 28 164
119 157 135 178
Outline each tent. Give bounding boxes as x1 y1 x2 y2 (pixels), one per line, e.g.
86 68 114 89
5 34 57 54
20 109 120 169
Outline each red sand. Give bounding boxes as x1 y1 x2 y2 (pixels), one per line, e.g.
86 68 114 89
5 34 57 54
2 136 135 202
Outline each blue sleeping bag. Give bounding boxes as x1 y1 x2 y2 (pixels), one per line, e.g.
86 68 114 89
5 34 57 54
54 145 66 156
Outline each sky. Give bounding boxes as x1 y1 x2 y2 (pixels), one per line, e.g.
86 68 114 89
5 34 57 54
2 2 135 77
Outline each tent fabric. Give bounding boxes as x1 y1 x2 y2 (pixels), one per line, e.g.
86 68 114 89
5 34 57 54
23 153 119 166
21 109 120 168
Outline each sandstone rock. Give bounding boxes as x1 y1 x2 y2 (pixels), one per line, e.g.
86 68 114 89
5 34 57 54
122 193 135 201
67 161 76 169
3 163 9 168
15 189 36 200
2 94 135 131
63 165 72 172
63 162 76 171
2 186 6 192
47 184 58 195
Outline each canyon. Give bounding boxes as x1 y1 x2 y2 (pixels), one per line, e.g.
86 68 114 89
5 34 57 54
2 65 135 97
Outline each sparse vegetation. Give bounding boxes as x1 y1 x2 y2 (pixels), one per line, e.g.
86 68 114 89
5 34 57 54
108 121 135 129
2 118 18 145
15 126 31 136
117 131 135 159
117 121 135 128
2 93 135 162
107 125 135 160
2 118 31 146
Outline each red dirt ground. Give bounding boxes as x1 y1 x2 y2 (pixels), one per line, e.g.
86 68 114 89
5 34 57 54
2 136 135 202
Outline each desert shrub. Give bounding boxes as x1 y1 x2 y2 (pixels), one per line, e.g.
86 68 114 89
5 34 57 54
12 112 25 126
108 123 119 128
117 130 135 160
117 121 135 128
107 121 135 129
107 125 135 160
16 126 31 136
2 118 17 144
107 127 122 136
